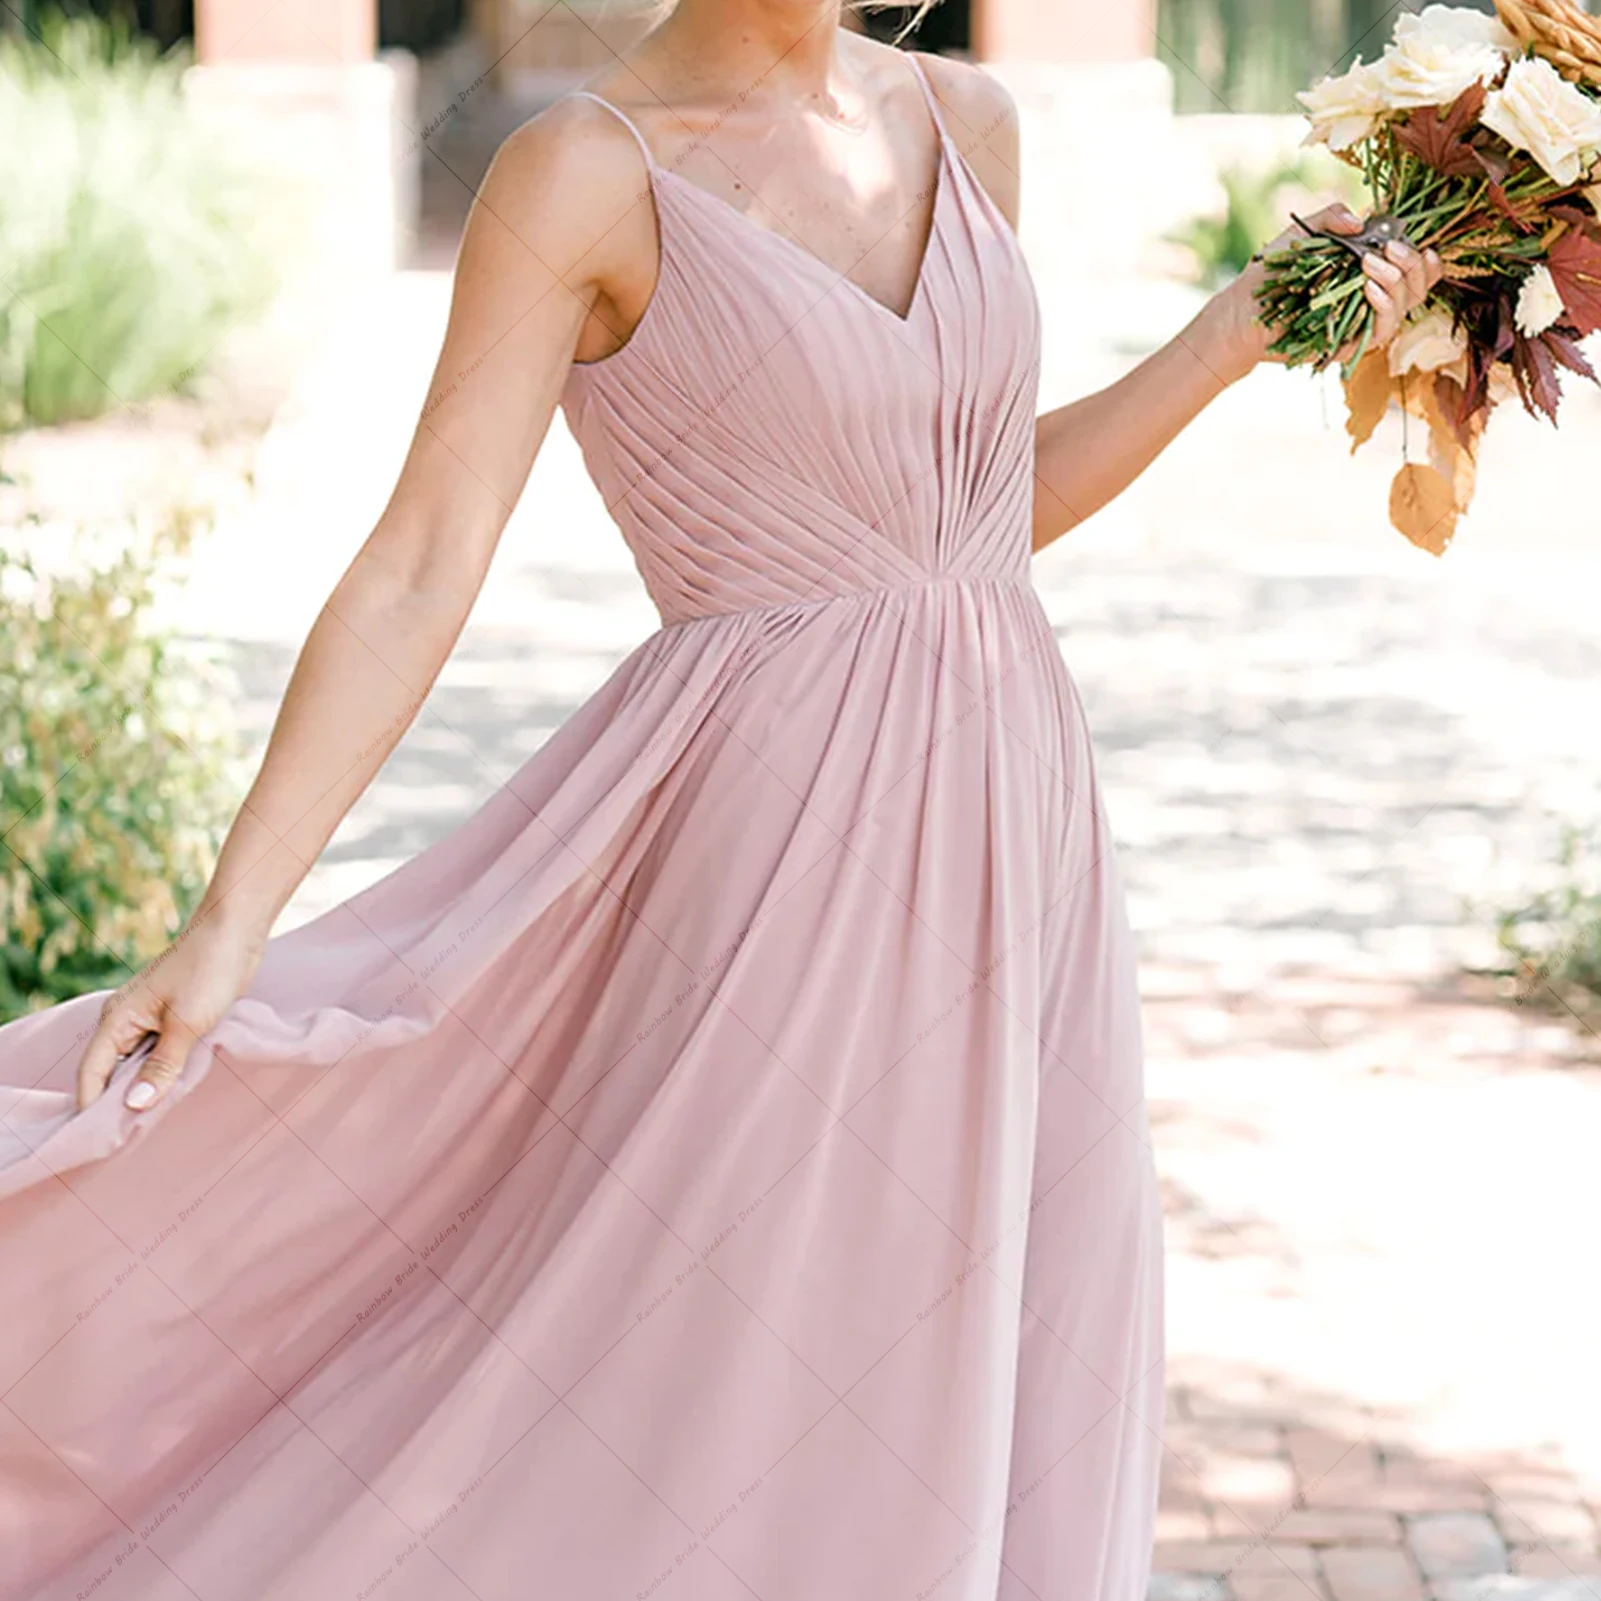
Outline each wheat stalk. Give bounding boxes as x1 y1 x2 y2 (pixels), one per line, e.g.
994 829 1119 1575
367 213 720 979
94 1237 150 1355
1496 0 1601 87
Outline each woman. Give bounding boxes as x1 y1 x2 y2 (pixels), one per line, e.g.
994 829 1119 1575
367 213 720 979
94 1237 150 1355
2 2 1438 1596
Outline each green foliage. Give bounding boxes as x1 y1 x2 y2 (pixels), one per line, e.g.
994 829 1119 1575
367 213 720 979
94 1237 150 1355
0 13 282 427
0 510 237 1021
1496 825 1601 1004
1156 0 1480 115
1172 164 1292 289
1171 154 1365 289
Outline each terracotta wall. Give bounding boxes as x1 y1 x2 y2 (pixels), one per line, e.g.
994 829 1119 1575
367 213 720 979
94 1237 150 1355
975 0 1157 62
195 0 377 63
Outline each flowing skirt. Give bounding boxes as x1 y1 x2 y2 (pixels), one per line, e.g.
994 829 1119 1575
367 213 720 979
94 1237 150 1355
0 575 1163 1601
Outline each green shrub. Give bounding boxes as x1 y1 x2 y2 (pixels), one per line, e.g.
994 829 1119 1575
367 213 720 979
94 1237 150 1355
1158 0 1419 116
1496 824 1601 1005
0 508 237 1020
0 13 281 428
1171 154 1367 289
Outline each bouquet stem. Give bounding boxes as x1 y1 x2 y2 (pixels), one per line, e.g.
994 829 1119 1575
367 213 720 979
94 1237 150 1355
1256 127 1578 376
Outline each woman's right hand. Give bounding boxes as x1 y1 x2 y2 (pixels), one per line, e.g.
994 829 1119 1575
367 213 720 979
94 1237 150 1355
71 100 647 1120
76 913 267 1113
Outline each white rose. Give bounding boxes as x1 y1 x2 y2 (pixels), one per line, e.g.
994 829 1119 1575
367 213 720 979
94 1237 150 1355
1481 56 1601 186
1299 61 1390 151
1389 305 1470 382
1372 5 1514 111
1392 5 1518 56
1514 264 1566 337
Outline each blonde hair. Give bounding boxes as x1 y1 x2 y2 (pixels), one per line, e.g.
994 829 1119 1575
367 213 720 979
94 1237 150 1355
641 0 947 43
851 0 945 43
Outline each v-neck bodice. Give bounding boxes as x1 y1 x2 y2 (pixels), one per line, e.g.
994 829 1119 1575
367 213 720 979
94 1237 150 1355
647 152 945 329
560 55 1042 627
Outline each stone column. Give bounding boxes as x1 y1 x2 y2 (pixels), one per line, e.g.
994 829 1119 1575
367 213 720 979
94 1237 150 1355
972 0 1180 387
185 0 419 398
194 0 376 63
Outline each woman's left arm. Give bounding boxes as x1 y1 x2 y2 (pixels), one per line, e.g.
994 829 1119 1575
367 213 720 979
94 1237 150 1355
1030 214 1443 553
917 55 1442 557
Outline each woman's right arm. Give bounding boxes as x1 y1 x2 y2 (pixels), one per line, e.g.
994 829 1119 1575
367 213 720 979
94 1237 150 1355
76 98 654 1113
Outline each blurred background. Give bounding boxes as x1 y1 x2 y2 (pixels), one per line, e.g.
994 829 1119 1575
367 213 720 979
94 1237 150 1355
2 2 1599 1598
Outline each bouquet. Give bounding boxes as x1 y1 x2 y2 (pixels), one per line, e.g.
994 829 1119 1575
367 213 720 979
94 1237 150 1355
1258 0 1601 554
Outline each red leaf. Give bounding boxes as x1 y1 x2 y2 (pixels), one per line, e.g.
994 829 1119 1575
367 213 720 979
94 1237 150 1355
1471 139 1513 185
1547 226 1601 337
1458 360 1491 424
1459 358 1490 424
1433 372 1488 451
1493 293 1519 361
1453 292 1507 423
1511 331 1563 423
1396 84 1489 177
1484 176 1534 231
1544 328 1600 384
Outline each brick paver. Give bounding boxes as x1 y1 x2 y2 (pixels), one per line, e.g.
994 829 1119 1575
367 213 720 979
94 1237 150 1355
1408 1515 1511 1582
1510 1549 1601 1580
1498 1506 1601 1551
1151 1412 1601 1601
1323 1548 1429 1601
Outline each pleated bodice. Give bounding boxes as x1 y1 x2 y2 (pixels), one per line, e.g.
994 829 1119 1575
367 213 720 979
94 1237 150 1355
559 63 1043 627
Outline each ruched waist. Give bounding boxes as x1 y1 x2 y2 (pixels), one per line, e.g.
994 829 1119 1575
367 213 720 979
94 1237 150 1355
656 570 1035 630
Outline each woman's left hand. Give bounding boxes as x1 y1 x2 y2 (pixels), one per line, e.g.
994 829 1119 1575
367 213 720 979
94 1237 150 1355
1194 202 1446 385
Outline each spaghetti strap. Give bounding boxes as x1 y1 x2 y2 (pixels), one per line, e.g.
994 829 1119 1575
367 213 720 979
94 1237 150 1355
903 52 951 147
569 88 659 171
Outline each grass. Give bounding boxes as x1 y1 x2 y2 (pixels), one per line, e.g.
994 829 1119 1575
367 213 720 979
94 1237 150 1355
0 13 285 428
1496 824 1601 1010
1170 152 1368 290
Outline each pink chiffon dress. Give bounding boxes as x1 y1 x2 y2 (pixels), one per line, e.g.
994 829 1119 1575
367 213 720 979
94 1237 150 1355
0 56 1163 1601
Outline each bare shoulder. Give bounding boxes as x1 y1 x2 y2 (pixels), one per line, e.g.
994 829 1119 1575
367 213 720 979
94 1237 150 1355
910 51 1020 230
474 92 655 279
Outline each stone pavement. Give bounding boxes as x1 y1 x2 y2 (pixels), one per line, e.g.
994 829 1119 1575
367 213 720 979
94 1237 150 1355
157 236 1601 1601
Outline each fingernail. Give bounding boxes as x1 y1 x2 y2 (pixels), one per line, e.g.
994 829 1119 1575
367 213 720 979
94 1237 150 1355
125 1080 156 1110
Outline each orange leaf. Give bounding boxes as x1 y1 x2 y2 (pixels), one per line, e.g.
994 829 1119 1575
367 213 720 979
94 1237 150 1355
1420 377 1483 513
1430 429 1478 514
1389 462 1460 556
1397 373 1432 421
1344 349 1394 454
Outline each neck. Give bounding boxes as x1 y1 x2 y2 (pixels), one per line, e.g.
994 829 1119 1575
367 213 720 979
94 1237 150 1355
658 0 855 103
